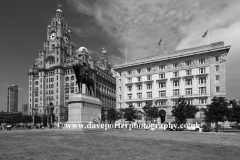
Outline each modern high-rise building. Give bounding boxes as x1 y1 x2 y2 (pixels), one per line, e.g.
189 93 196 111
113 42 230 123
7 85 18 112
28 7 116 122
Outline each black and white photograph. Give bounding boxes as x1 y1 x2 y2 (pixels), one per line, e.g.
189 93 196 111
0 0 240 159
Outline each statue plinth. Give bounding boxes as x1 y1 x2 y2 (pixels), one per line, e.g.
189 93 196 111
64 93 102 130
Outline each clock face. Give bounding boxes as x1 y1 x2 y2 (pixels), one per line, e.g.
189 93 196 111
49 32 56 41
63 34 70 44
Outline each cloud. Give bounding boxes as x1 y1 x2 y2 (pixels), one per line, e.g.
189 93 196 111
67 0 240 62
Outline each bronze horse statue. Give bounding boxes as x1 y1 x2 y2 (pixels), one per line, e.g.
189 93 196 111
73 62 95 96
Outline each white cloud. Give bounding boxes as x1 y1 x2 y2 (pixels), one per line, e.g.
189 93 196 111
68 0 240 61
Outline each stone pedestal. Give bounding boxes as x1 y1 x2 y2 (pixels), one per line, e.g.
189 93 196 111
64 93 102 130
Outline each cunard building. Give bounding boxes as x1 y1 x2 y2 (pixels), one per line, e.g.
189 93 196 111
28 7 116 122
113 42 230 123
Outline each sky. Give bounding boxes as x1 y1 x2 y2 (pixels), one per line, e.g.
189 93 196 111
0 0 240 112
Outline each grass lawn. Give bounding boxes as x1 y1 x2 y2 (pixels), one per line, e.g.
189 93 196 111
1 129 240 160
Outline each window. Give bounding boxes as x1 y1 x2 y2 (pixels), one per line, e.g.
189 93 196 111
186 60 192 66
65 95 69 100
71 88 74 93
173 89 179 96
119 95 122 100
173 80 179 87
137 93 142 98
199 87 206 95
185 79 192 85
65 83 69 87
186 70 192 75
147 84 152 89
147 67 151 72
128 70 131 75
137 69 141 74
199 77 206 84
159 82 166 88
216 86 220 93
216 75 220 82
119 87 121 91
199 68 205 74
199 98 206 104
128 94 132 100
65 88 69 94
215 56 219 61
185 88 192 96
147 92 152 98
173 100 178 106
173 63 178 68
128 78 132 83
216 65 220 72
159 73 165 79
137 103 142 107
160 65 165 70
186 99 192 105
147 75 152 80
137 85 142 90
199 58 205 64
173 72 179 77
127 86 132 91
137 77 141 81
71 82 74 86
159 91 166 97
71 76 74 81
65 77 69 81
119 79 121 83
157 101 166 105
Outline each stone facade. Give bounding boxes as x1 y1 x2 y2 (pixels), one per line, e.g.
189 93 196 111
113 41 230 123
28 8 116 123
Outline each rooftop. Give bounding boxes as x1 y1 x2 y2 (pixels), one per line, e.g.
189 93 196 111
113 41 230 69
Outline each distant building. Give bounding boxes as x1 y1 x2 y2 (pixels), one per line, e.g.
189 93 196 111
21 104 28 115
27 7 116 122
113 42 230 123
7 85 18 112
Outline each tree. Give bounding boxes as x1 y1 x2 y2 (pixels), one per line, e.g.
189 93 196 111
202 97 229 132
101 107 107 124
142 101 159 123
227 102 240 125
107 107 121 124
172 97 199 127
123 105 137 123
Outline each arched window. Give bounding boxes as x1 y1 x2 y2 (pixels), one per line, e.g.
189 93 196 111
35 81 38 85
71 76 74 81
65 77 69 81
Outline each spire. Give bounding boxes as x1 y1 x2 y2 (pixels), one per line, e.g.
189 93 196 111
56 4 63 13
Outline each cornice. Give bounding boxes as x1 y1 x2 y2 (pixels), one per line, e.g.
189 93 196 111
113 42 230 69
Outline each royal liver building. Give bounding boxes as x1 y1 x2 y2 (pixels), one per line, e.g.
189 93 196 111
28 7 116 123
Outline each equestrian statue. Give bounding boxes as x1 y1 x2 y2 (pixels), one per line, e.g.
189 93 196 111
73 62 95 96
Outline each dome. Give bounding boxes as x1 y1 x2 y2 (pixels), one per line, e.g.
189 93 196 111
56 9 62 13
78 47 88 53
